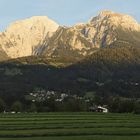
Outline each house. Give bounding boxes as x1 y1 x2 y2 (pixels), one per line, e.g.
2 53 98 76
89 105 108 113
97 106 108 113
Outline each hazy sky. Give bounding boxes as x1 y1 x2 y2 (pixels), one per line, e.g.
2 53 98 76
0 0 140 31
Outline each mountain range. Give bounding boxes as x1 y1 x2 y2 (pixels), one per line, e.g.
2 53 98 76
0 10 140 101
1 10 140 61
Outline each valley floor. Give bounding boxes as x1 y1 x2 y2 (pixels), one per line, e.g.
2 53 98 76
0 112 139 140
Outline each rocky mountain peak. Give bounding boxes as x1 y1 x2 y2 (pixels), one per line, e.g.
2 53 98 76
89 10 140 31
5 16 59 39
0 16 59 58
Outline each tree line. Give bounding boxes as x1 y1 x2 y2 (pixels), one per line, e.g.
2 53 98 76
0 95 140 114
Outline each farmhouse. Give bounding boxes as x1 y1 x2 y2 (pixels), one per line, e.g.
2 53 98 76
97 106 108 113
89 105 108 113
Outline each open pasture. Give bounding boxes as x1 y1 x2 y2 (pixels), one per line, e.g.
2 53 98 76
0 113 139 140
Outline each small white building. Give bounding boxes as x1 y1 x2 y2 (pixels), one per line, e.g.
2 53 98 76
89 105 108 113
97 106 108 113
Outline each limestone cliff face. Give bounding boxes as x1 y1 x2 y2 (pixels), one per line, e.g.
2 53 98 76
41 10 140 57
0 16 59 58
0 11 140 60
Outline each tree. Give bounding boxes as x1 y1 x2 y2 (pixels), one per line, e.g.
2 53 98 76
0 98 6 112
134 102 140 114
118 100 134 113
11 101 23 113
64 97 86 112
108 97 121 113
29 103 37 112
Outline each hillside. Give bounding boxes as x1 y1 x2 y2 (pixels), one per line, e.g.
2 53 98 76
0 46 140 103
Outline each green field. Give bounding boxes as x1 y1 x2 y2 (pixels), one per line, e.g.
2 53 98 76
0 113 140 140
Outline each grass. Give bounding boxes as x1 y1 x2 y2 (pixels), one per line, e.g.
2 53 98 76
0 113 139 140
0 136 140 140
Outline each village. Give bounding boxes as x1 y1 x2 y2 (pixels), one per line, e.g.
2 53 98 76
25 89 108 113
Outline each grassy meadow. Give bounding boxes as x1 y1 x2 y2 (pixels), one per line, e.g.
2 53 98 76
0 113 139 140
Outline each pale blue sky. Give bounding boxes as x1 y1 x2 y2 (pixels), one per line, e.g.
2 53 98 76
0 0 140 31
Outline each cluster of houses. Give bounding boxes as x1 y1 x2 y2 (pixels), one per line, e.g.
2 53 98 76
28 90 69 102
28 89 84 103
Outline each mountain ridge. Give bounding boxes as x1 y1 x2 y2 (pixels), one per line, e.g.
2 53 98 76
0 10 140 62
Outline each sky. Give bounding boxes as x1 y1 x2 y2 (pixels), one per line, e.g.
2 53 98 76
0 0 140 31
